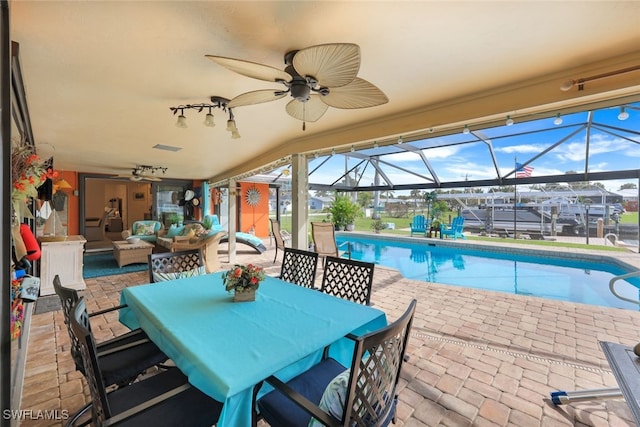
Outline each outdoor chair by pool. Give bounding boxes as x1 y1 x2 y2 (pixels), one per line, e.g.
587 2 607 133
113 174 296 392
440 216 466 240
69 297 223 427
148 249 206 282
280 247 319 288
410 214 429 236
311 222 351 263
256 299 417 427
270 218 290 263
53 275 169 426
321 256 375 306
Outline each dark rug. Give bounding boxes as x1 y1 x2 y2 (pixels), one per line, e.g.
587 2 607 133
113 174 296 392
83 252 148 279
34 295 61 314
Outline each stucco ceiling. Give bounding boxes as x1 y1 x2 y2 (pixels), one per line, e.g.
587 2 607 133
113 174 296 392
9 1 640 183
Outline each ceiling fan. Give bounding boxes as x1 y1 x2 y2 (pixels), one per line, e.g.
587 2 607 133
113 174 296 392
111 165 166 182
206 43 388 130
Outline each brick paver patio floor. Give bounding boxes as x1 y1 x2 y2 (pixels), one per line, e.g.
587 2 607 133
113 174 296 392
18 238 640 426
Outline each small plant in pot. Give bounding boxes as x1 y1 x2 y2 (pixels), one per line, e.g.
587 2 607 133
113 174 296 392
370 219 388 234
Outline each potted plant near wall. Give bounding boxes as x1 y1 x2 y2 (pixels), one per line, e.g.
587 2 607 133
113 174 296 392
370 219 388 234
329 194 362 231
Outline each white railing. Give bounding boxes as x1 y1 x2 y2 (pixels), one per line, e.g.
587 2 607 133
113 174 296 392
609 271 640 305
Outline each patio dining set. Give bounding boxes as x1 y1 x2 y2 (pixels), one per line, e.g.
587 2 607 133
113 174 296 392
52 222 418 426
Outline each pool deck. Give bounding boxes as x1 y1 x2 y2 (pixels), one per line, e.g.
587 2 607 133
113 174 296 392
19 235 640 426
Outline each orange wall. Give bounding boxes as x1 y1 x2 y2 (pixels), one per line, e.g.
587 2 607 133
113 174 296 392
239 182 269 238
59 171 79 235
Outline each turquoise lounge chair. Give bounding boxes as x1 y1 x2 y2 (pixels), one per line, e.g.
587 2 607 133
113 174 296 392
440 216 466 240
410 215 429 236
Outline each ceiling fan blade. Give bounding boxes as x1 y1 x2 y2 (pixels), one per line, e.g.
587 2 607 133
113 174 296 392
205 55 292 83
321 77 389 109
292 43 360 87
285 95 329 123
228 90 288 108
142 176 162 182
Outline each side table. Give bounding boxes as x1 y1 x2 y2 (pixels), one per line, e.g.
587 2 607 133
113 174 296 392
112 240 154 267
38 235 87 296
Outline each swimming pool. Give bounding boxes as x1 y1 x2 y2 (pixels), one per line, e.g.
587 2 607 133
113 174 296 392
336 234 640 310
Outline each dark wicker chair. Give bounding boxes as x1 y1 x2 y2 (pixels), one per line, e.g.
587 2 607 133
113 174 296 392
257 299 417 427
280 247 319 288
69 297 223 427
148 249 204 282
320 256 375 305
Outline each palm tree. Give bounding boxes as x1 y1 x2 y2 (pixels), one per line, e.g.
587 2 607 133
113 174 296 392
410 189 422 214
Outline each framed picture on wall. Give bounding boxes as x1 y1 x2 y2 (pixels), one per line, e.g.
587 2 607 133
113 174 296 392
133 191 145 201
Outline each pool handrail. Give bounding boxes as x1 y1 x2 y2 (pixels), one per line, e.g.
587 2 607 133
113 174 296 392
609 270 640 305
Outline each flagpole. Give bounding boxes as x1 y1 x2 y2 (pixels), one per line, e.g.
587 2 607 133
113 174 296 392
514 157 517 239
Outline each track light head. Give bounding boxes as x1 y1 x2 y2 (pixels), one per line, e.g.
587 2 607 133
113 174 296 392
618 107 629 121
506 116 514 126
554 113 563 125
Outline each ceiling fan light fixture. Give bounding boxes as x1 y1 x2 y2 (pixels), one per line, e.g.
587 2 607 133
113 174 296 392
618 107 629 120
554 113 563 125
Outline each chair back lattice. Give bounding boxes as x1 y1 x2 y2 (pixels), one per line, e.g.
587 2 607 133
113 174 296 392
343 299 417 426
53 275 85 372
70 297 112 423
280 247 319 288
311 222 339 258
148 249 204 283
321 257 374 305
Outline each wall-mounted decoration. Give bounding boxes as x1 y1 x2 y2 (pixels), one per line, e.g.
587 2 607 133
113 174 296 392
245 186 261 207
133 191 146 201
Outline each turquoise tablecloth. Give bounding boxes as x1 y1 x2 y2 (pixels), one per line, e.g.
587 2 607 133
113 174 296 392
119 272 387 427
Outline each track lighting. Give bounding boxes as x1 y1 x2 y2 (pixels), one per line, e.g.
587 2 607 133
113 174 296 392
397 136 403 144
170 96 239 138
554 113 563 125
350 145 355 152
618 107 629 121
505 116 514 126
462 125 470 135
373 141 378 149
331 148 336 156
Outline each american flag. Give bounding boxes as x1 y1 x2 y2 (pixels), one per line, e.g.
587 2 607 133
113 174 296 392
516 163 534 178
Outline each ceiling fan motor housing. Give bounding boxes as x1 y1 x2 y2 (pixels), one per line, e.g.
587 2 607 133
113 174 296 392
290 78 311 102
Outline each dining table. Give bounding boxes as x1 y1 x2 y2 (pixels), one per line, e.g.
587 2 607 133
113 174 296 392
119 272 387 427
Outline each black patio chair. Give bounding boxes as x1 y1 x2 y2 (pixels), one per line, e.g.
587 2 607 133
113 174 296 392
320 256 375 305
69 296 223 426
280 247 319 288
53 275 169 426
148 249 205 282
256 299 417 427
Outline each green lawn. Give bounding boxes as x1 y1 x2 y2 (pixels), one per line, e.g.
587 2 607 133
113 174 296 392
620 211 638 224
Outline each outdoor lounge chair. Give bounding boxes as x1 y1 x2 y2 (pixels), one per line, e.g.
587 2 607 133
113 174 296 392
410 214 428 236
256 299 416 427
311 222 351 263
270 218 289 263
69 297 222 427
440 216 466 239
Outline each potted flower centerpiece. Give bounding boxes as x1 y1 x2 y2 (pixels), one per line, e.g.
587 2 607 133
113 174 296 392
222 263 265 302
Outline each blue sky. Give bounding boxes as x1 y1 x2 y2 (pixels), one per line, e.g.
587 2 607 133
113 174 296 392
308 102 640 194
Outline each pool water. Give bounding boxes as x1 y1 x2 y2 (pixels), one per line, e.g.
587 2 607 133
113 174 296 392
336 235 640 310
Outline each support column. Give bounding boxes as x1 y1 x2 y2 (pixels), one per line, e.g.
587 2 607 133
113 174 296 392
202 181 210 216
291 154 308 250
227 179 237 264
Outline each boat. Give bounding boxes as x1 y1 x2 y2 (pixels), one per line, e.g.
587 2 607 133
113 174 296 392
461 206 584 236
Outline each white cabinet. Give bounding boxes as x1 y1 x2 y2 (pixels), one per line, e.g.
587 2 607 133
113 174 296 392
39 235 87 296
